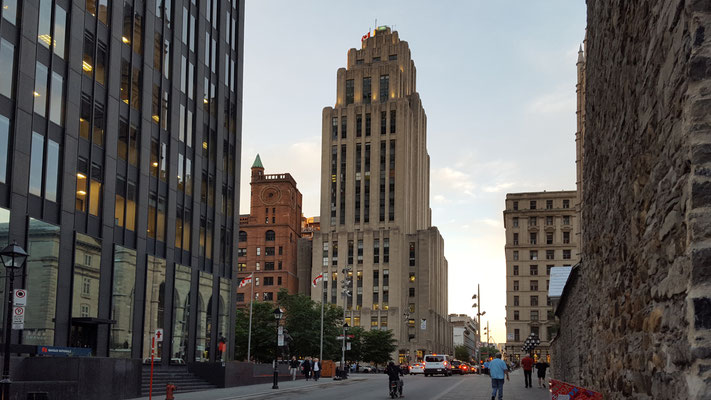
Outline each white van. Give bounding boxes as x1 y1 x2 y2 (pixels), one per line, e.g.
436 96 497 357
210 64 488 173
423 354 452 376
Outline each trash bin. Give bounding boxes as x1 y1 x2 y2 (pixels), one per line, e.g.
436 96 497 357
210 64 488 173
27 393 49 400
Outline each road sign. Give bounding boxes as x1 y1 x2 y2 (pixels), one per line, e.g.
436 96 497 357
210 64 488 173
278 334 284 346
155 328 164 342
13 289 27 306
346 342 351 351
12 306 24 330
336 334 355 340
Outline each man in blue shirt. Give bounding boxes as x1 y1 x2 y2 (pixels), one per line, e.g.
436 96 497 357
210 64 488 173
488 353 510 400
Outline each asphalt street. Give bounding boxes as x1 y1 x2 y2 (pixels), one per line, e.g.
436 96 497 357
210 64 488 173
130 368 553 400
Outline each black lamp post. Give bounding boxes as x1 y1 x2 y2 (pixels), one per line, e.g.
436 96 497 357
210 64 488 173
0 241 28 400
272 307 283 390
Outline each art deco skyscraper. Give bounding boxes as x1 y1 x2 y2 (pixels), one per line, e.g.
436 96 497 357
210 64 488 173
311 27 452 363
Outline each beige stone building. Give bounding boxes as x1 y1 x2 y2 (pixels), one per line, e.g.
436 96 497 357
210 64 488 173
503 191 579 363
310 27 452 363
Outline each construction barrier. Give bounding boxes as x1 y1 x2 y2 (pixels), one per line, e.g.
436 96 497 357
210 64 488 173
549 379 603 400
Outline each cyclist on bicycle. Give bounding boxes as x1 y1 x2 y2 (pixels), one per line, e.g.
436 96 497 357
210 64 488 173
385 361 404 397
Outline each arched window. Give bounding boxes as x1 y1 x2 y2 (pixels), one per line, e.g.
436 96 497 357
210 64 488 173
238 231 247 242
265 230 275 241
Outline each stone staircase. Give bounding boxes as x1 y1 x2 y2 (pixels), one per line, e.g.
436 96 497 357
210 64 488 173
141 365 217 397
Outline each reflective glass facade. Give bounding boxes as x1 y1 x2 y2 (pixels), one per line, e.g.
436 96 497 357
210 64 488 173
0 0 243 364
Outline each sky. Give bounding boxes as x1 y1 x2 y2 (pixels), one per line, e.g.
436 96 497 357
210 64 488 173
240 1 587 345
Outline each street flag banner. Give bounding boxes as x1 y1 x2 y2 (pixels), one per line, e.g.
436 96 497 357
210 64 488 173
549 379 603 400
312 273 324 287
239 274 253 288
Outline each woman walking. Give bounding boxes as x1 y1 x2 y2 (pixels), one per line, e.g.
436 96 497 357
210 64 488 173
289 356 300 381
301 356 312 381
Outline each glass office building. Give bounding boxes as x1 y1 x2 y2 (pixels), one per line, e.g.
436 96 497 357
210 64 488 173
0 0 243 365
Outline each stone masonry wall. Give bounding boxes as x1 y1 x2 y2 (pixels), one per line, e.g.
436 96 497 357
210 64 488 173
552 1 711 399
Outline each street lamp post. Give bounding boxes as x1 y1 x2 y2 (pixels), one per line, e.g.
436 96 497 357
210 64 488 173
272 307 283 390
472 284 485 373
340 267 352 379
0 241 28 400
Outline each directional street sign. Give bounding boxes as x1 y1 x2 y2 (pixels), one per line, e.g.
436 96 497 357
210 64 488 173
13 289 27 306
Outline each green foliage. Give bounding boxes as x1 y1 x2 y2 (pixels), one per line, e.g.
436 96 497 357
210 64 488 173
361 329 396 367
234 301 278 362
455 345 471 362
345 326 365 362
478 345 498 362
278 289 343 360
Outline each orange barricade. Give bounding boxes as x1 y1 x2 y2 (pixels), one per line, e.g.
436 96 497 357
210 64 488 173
549 379 603 399
321 360 336 377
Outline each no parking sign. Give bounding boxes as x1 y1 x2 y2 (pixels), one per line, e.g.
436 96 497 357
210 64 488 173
13 289 26 306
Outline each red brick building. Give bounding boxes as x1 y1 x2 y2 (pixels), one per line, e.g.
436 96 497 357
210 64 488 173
236 155 303 304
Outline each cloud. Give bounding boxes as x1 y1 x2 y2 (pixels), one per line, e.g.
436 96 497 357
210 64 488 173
525 88 575 115
432 166 477 199
482 181 515 193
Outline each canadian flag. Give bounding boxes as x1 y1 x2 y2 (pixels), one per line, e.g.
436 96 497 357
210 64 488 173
312 273 324 287
239 274 253 288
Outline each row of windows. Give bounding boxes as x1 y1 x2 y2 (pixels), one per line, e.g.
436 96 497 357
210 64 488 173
331 110 396 140
237 246 284 257
512 295 551 308
513 232 571 245
512 249 573 261
512 279 549 292
321 238 390 266
344 75 390 105
512 215 572 227
512 309 550 322
513 264 567 276
512 199 571 211
354 53 398 65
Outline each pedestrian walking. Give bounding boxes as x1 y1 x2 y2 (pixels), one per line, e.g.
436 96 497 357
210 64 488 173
521 353 534 388
535 359 550 388
289 356 300 381
301 356 312 381
312 357 322 381
488 353 509 400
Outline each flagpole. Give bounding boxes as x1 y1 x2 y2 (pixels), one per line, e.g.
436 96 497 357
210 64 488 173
247 275 254 362
319 286 324 361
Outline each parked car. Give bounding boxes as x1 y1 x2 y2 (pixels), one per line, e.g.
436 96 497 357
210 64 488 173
361 364 376 373
423 354 452 377
409 363 424 374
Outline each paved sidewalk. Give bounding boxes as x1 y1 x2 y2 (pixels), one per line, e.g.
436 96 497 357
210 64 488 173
127 375 371 400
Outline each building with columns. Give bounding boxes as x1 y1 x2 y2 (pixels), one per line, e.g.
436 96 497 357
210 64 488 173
310 27 452 364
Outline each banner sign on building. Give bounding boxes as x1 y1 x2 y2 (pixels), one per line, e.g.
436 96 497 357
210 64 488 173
549 379 603 400
420 319 427 330
37 346 93 357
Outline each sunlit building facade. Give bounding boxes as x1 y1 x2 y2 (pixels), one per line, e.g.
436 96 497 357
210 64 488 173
0 0 243 370
311 27 452 363
503 191 580 363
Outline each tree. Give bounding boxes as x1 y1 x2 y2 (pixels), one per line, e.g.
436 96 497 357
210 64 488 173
345 326 365 363
478 345 498 362
455 345 471 362
234 301 278 362
277 289 344 360
362 329 396 368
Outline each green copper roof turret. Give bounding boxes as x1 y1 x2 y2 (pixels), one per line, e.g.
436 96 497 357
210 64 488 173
252 154 264 168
